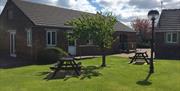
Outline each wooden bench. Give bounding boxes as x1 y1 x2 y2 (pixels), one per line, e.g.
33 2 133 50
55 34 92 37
50 57 81 79
129 51 149 64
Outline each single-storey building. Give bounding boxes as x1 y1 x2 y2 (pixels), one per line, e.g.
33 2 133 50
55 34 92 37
156 9 180 59
0 0 136 61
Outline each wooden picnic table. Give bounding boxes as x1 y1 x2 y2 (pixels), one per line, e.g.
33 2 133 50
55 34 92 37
50 57 81 79
129 50 149 64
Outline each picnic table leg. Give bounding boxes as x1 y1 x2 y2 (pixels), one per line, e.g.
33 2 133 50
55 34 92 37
50 69 59 79
72 60 81 71
129 53 137 64
133 54 139 62
72 60 79 68
145 52 148 57
129 56 135 64
70 61 80 76
142 54 149 64
50 61 64 79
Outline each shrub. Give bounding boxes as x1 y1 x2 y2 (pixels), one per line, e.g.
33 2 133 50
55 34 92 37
37 47 68 64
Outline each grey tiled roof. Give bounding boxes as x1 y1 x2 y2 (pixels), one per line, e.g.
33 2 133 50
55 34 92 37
157 9 180 32
12 0 135 32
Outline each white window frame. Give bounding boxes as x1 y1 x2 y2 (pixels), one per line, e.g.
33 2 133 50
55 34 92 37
8 30 16 57
26 28 32 47
165 32 179 44
46 30 57 47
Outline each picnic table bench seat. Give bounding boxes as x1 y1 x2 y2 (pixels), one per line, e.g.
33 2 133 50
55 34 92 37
49 56 81 79
129 50 150 64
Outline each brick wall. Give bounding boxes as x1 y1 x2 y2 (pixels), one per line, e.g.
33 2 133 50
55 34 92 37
0 0 35 61
32 27 68 61
155 32 180 59
76 31 137 56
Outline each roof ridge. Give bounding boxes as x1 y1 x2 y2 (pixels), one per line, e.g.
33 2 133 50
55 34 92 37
8 0 134 32
12 0 93 14
162 9 180 11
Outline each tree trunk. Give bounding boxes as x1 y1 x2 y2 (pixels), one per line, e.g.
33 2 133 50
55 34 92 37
101 50 106 67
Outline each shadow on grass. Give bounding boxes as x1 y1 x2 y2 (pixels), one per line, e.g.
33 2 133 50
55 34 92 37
136 73 152 86
36 71 50 76
80 66 103 80
40 65 103 81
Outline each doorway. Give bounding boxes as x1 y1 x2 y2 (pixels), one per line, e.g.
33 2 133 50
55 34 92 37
68 32 76 55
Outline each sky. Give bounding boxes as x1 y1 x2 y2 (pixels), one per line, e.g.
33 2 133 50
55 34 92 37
0 0 180 26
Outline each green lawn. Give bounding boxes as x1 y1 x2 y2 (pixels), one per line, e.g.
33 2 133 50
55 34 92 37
0 56 180 91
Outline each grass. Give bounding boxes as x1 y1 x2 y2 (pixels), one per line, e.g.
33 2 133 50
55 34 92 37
0 56 180 91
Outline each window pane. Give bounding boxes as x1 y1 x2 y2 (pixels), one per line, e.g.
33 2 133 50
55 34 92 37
27 31 29 44
47 32 51 44
167 34 171 42
27 31 32 46
172 33 177 42
52 32 56 44
30 31 32 44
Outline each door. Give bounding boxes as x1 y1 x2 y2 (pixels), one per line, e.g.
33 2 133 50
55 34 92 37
10 32 16 57
68 33 76 55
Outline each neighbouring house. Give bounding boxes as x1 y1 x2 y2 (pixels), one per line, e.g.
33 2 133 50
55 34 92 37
0 0 136 62
156 9 180 59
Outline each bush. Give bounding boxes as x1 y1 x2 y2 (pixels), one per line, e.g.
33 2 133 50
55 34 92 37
37 47 68 64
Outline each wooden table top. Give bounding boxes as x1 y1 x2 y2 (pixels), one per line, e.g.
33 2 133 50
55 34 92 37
136 50 147 54
60 57 74 61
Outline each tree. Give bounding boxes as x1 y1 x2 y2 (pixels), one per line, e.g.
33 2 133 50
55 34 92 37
131 18 151 47
67 12 117 67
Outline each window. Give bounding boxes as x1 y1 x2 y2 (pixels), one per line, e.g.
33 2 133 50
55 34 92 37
8 10 13 20
87 39 93 45
46 31 57 46
166 32 178 43
26 29 32 47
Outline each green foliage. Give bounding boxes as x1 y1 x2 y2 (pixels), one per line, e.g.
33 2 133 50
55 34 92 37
67 12 117 50
37 47 68 64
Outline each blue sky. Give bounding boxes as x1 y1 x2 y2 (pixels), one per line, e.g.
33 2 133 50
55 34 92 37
0 0 180 26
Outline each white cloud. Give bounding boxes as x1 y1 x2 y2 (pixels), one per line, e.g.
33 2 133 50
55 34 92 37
0 6 4 13
47 0 58 5
67 0 97 13
93 0 143 26
24 0 97 13
163 0 180 9
32 0 97 13
92 0 179 26
1 0 180 27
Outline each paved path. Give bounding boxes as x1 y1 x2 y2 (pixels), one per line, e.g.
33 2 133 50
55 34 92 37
112 49 152 58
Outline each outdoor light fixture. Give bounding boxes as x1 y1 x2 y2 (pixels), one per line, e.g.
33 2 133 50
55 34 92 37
148 10 159 21
147 10 159 74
